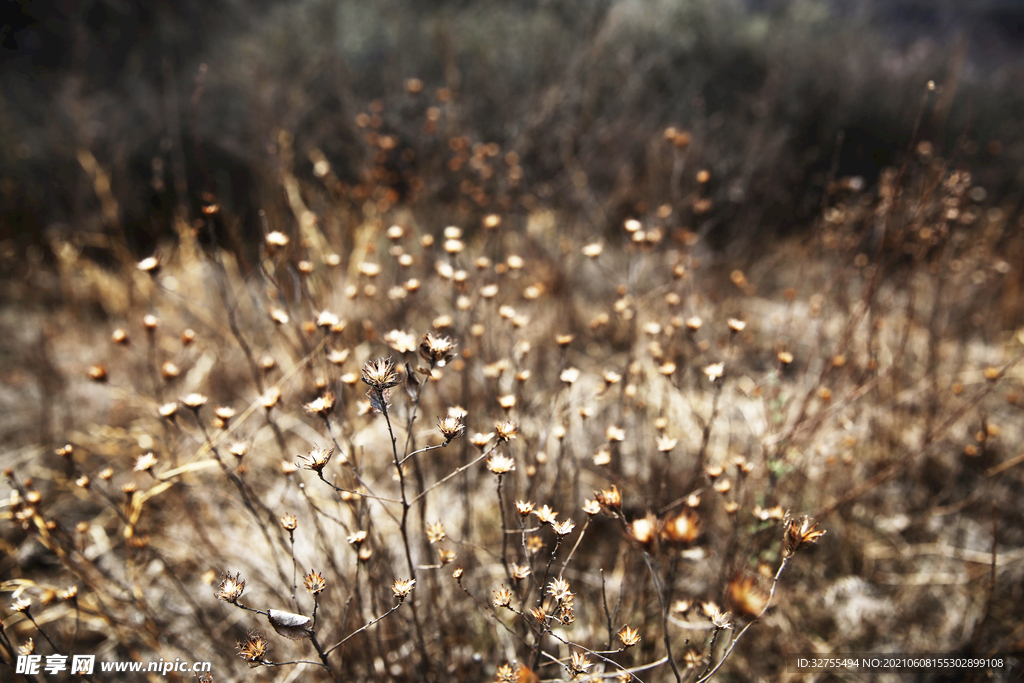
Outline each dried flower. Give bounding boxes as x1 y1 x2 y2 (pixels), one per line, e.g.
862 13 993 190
547 577 572 602
560 367 581 385
134 452 158 473
217 572 245 603
657 435 678 452
419 333 456 367
567 651 592 677
426 521 446 544
492 586 514 609
470 432 494 449
304 570 326 596
661 509 701 544
303 392 335 416
551 519 576 536
316 310 340 329
494 420 518 442
87 364 108 382
437 415 466 444
158 402 178 418
391 578 415 600
726 571 771 617
347 530 367 546
495 663 519 683
296 445 334 473
362 358 400 395
236 629 269 663
618 624 641 648
596 485 622 510
214 406 236 421
512 563 531 580
702 601 732 629
11 597 31 612
534 505 558 524
279 514 297 531
582 499 601 515
782 514 826 558
515 500 535 517
487 454 516 475
703 362 725 382
181 393 208 410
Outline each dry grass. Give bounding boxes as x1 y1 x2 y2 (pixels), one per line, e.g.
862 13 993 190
3 6 1024 678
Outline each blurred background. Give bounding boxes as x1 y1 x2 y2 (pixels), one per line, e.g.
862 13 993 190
2 0 1023 271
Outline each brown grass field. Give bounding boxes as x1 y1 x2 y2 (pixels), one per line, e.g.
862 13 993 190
2 2 1024 681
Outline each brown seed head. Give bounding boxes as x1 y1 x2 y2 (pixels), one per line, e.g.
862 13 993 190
362 357 400 389
494 420 518 442
782 514 826 557
236 629 269 663
296 445 334 473
419 333 456 367
391 578 415 600
304 570 326 595
492 586 514 609
217 572 246 603
437 415 466 444
618 624 641 648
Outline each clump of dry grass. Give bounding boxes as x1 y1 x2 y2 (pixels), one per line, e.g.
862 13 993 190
2 82 1024 683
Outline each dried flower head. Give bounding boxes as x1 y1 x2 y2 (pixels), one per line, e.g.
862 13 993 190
560 367 581 385
512 563 531 580
702 601 732 629
534 504 558 525
726 571 772 617
217 572 246 603
782 514 826 558
236 629 269 663
703 362 725 382
181 393 208 410
304 570 326 595
630 514 659 545
303 392 335 416
727 318 746 332
618 624 641 648
567 651 592 677
515 500 535 516
661 509 701 544
362 357 400 389
596 485 622 510
214 406 236 421
552 519 576 536
316 310 340 329
495 663 519 683
419 333 456 367
158 402 178 418
279 514 297 531
347 530 367 546
492 586 514 609
11 597 31 612
426 521 446 544
657 435 678 452
134 452 158 473
547 577 572 602
296 445 334 473
391 578 415 600
437 415 466 444
582 499 601 515
487 454 516 475
494 420 518 442
470 432 494 449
